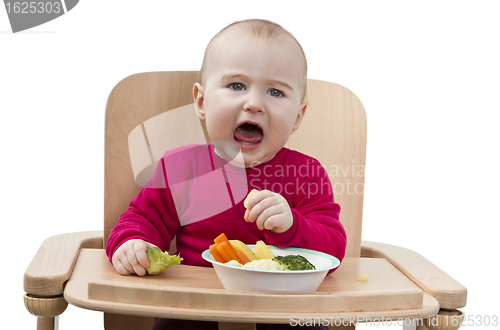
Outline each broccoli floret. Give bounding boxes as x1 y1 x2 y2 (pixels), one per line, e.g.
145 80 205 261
145 247 183 275
272 255 316 271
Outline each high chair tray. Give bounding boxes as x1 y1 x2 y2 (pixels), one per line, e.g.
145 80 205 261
64 249 439 323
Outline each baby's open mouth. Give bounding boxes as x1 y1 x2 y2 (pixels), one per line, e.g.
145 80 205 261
234 123 263 146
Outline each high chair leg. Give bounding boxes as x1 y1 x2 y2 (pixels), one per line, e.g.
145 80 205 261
37 317 57 330
24 294 67 330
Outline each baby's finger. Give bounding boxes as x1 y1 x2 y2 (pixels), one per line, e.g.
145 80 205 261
125 249 147 276
262 214 287 231
248 193 278 223
134 241 151 269
244 189 260 210
255 205 282 230
114 260 132 276
245 190 271 211
118 255 135 275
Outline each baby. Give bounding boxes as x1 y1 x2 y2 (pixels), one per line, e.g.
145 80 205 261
106 19 346 329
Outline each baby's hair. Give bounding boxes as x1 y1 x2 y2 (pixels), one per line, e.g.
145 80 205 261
199 19 307 100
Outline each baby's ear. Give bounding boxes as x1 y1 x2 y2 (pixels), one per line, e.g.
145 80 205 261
193 83 206 120
291 102 307 134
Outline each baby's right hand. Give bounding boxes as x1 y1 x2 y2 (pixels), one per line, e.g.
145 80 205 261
111 239 157 276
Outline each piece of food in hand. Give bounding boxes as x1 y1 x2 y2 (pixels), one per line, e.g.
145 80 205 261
229 240 257 264
252 240 275 259
272 255 316 271
244 189 259 209
356 273 369 281
145 247 183 275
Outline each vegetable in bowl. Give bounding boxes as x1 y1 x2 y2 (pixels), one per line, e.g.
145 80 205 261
202 243 340 292
272 255 316 271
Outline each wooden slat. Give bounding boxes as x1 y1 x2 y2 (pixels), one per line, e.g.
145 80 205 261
104 71 200 246
24 231 103 296
286 80 367 258
361 241 467 309
63 249 437 324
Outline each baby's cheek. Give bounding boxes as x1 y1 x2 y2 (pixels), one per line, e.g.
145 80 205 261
206 120 226 139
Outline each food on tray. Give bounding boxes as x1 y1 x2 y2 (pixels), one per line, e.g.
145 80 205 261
272 255 316 271
225 260 243 267
217 241 241 263
145 247 183 275
212 233 242 263
226 255 316 271
210 233 317 271
356 273 369 281
229 239 257 264
209 243 225 263
252 240 275 260
211 233 275 264
244 189 259 209
226 259 284 271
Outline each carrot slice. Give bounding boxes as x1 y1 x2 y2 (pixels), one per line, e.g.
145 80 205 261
214 233 229 245
236 250 252 264
209 243 225 263
217 241 241 263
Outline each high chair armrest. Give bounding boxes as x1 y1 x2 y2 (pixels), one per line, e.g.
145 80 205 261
24 231 104 296
361 241 467 309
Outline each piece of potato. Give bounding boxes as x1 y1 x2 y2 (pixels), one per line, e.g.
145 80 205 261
229 240 257 264
244 189 259 209
252 240 275 260
356 273 369 281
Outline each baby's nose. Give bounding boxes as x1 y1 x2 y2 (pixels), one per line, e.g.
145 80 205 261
243 91 265 113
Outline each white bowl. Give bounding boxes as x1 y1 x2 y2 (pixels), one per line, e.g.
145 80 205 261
201 245 340 292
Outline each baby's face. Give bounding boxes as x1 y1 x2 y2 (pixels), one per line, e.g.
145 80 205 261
194 30 307 168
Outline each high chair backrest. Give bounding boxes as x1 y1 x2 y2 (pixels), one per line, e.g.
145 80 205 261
104 71 366 259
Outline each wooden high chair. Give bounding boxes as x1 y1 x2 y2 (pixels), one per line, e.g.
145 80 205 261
23 71 467 330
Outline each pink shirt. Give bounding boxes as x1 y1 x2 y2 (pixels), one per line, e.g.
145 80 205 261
106 145 346 271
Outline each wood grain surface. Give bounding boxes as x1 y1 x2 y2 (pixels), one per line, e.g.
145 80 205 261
63 249 439 324
361 241 467 309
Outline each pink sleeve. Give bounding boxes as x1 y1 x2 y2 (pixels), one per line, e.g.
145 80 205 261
264 159 346 273
105 158 180 262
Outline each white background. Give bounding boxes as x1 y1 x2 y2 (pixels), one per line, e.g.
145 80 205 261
2 1 499 329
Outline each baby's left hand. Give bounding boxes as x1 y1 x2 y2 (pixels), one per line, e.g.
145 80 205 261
244 190 293 233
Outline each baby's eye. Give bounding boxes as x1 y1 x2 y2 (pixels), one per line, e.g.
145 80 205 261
268 89 284 97
229 83 245 91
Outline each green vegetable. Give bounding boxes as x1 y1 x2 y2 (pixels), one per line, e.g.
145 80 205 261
145 247 183 275
272 255 316 271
